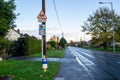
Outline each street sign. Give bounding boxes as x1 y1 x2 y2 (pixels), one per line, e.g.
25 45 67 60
39 24 45 35
39 28 45 35
40 29 44 35
39 24 46 35
37 10 47 22
38 19 46 22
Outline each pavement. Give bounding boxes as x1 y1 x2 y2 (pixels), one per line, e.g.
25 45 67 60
54 48 93 80
0 76 13 80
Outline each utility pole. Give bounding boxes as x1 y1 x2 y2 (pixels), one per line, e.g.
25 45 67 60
37 0 47 72
111 3 115 53
42 0 47 72
62 32 64 38
99 2 115 53
42 0 47 58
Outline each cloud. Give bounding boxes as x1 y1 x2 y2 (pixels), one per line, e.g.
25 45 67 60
47 27 59 31
4 0 9 2
15 27 91 42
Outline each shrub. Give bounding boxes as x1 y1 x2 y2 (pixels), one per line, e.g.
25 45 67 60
47 44 52 50
0 38 11 59
18 38 41 56
47 40 57 48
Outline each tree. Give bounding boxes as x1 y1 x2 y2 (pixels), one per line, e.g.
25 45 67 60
47 40 57 49
82 7 120 50
59 37 67 48
48 35 58 49
0 0 16 59
0 0 16 37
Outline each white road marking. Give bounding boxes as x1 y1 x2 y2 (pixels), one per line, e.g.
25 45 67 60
71 49 95 65
80 51 106 60
117 62 120 64
80 51 95 59
71 50 95 80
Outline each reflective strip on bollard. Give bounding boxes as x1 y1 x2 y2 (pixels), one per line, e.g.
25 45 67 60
42 58 48 69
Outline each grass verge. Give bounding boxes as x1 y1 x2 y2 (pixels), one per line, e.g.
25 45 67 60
30 49 64 58
0 60 60 80
85 47 120 53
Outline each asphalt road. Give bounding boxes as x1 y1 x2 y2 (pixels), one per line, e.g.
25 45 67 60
68 47 120 80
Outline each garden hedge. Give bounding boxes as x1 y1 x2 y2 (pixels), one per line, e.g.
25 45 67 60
18 38 41 56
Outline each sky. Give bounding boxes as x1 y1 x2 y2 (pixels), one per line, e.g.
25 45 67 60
12 0 120 42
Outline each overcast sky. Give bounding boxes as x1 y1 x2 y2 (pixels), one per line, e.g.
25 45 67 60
14 0 120 42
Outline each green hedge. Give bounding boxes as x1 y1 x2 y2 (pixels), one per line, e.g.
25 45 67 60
18 38 41 56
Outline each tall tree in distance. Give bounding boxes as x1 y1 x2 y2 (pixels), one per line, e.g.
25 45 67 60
59 37 67 48
0 0 16 37
82 7 120 50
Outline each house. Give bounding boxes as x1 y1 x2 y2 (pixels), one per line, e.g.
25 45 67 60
0 57 2 61
116 43 120 48
5 29 23 41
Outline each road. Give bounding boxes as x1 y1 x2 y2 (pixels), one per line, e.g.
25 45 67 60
68 47 120 80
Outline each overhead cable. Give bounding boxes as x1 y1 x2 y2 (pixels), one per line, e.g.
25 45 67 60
53 0 63 34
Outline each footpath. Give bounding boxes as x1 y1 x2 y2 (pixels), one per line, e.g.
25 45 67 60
54 49 92 80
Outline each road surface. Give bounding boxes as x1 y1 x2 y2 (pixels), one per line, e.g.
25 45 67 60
65 47 120 80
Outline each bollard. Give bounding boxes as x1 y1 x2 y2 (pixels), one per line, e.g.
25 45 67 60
42 55 48 72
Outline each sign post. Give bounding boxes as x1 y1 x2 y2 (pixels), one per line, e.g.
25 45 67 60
37 0 47 72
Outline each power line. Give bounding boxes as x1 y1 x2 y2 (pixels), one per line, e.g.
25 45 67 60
52 0 63 36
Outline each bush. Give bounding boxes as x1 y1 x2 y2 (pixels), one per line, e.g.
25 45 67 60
18 38 41 56
47 44 52 50
0 38 11 59
47 40 57 49
8 41 23 56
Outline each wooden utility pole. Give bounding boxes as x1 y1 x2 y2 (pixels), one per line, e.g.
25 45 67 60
42 0 47 72
37 0 47 72
42 0 47 58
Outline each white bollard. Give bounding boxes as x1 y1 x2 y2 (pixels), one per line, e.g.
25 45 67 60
42 56 48 72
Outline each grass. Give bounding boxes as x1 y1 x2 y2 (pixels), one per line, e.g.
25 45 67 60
85 47 120 53
4 47 116 80
30 49 64 58
0 49 65 80
0 60 60 80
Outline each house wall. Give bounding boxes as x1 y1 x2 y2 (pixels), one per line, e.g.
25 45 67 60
0 57 2 61
5 29 21 41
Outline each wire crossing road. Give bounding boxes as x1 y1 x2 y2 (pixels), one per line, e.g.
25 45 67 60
68 47 120 80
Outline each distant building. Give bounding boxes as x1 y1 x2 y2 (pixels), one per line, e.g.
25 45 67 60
49 35 59 42
5 29 24 41
116 43 120 48
0 57 2 61
5 29 40 41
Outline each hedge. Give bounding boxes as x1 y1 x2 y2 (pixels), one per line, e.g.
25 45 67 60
18 38 41 56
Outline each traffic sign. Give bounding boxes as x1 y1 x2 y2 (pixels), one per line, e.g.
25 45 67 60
39 28 45 35
40 30 44 35
37 10 47 22
38 19 46 22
